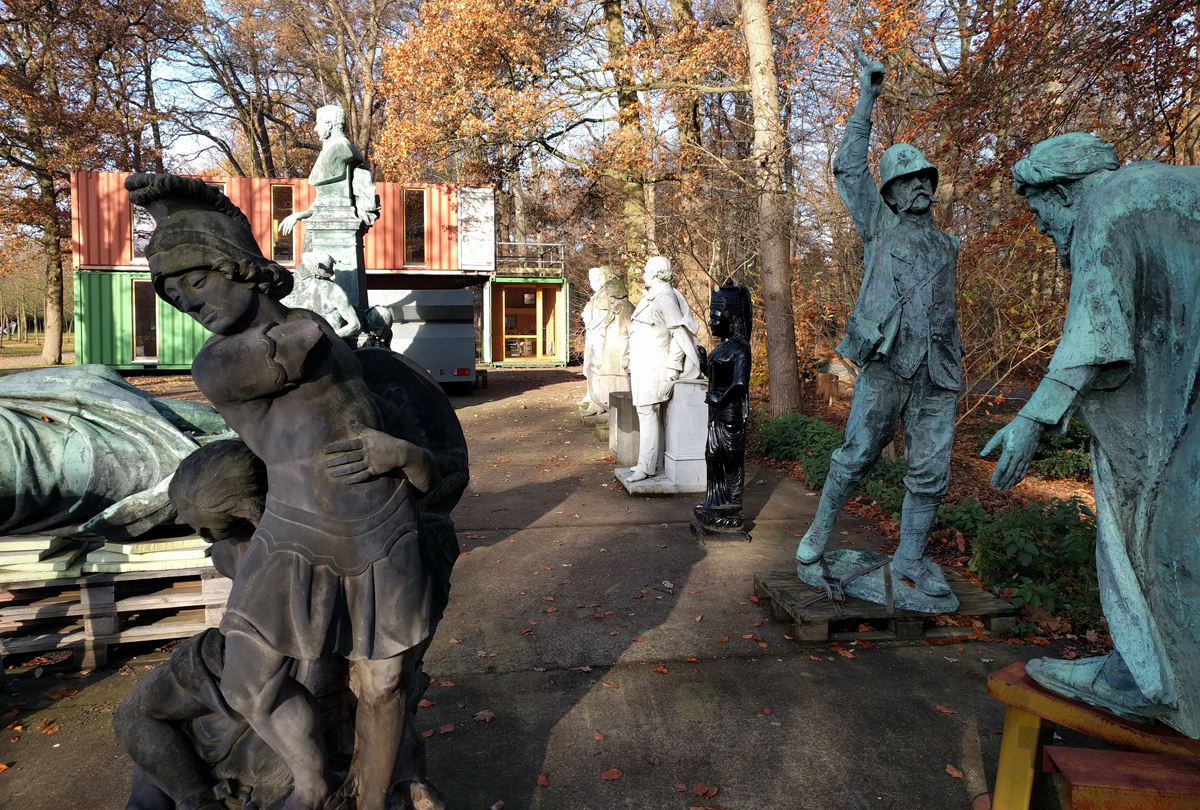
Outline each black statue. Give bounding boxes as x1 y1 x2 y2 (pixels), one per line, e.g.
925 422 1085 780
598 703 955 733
116 174 467 810
691 280 753 539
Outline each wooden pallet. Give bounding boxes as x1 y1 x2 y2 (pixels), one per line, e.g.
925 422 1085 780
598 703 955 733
753 569 1016 642
0 567 231 669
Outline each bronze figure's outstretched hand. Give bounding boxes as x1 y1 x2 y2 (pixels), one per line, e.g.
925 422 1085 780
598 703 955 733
981 414 1044 490
853 44 885 98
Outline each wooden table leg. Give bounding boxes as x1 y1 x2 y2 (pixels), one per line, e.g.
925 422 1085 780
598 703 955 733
993 704 1055 810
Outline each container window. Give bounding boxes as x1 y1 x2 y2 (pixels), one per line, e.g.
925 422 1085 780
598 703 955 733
272 185 295 263
405 188 426 265
132 279 158 362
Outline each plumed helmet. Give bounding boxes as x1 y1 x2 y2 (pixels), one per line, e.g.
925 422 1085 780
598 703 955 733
879 144 938 196
125 173 293 300
710 278 753 342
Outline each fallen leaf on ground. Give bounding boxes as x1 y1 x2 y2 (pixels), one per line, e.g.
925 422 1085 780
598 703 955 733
753 620 763 627
600 768 622 780
448 639 460 645
693 783 719 798
741 634 753 640
647 757 660 765
546 607 558 613
809 655 822 661
609 630 618 636
543 596 554 602
0 763 7 773
537 774 549 787
439 723 455 734
761 708 772 716
749 595 759 602
687 657 699 663
440 681 454 687
651 666 668 674
673 784 688 792
936 705 957 714
858 624 872 632
601 680 619 688
632 636 644 642
35 718 51 731
418 699 436 708
421 729 433 738
946 765 963 779
718 636 729 643
593 731 605 741
474 710 495 722
43 724 60 735
2 711 15 721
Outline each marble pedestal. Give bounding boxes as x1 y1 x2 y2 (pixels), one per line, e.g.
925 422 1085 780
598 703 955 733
615 379 707 495
608 391 639 467
303 205 368 309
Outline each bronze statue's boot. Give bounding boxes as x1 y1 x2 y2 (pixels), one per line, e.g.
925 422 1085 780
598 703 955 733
891 493 950 597
1026 652 1170 724
796 468 856 564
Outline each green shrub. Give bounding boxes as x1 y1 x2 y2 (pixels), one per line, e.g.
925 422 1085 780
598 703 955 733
754 413 845 488
754 412 908 512
1030 418 1092 482
969 496 1101 630
938 497 990 535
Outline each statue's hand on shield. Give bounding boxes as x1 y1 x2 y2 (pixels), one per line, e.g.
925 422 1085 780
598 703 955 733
853 45 885 100
324 420 415 485
981 415 1045 491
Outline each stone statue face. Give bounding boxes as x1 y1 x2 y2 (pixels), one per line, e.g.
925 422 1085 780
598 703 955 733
883 173 933 214
161 269 257 335
1023 185 1075 269
709 300 731 338
589 266 602 293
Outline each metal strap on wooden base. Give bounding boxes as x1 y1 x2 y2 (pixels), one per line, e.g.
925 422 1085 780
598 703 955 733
795 556 895 618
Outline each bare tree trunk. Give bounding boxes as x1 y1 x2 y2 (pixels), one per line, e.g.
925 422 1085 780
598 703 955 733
601 0 647 272
742 0 802 415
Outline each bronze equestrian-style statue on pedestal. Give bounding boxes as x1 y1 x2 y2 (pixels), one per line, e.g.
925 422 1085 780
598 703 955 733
692 280 753 540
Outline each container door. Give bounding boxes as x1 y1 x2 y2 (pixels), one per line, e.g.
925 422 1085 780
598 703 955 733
132 278 158 363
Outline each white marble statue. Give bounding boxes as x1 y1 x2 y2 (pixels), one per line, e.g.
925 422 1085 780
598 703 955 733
623 257 703 482
282 251 362 340
580 265 633 416
279 105 380 235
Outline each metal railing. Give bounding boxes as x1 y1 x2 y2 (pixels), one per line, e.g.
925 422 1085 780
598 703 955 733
496 242 565 276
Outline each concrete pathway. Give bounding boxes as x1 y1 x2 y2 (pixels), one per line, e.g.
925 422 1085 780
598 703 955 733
0 368 1067 810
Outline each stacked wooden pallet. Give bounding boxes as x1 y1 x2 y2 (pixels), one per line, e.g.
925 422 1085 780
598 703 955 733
0 538 229 669
83 535 212 573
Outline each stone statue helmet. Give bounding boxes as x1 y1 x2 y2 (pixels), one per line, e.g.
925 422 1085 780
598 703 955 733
879 144 938 214
710 279 753 342
126 173 294 333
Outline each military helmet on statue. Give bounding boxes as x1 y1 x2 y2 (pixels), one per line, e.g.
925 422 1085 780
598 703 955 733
879 143 938 196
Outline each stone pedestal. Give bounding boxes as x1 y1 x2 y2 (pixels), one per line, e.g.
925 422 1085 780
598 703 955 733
608 391 639 467
663 379 707 490
303 206 368 309
615 379 707 495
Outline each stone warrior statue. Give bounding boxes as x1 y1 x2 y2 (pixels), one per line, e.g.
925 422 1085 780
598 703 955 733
692 280 752 538
279 105 380 235
623 256 704 482
795 47 965 599
983 133 1200 739
121 173 467 810
579 265 633 416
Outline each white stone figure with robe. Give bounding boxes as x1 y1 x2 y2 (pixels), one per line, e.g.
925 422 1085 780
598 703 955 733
623 257 703 482
281 251 362 340
580 265 633 416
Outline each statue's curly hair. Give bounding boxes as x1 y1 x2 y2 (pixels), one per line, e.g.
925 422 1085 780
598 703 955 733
206 256 294 299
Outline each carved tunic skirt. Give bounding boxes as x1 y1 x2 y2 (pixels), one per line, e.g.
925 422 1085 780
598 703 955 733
220 481 434 662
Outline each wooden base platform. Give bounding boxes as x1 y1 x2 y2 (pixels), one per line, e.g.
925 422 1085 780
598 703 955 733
988 662 1200 810
753 569 1016 642
0 567 230 669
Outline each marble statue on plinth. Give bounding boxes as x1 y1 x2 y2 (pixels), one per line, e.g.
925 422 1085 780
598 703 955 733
692 280 752 539
118 173 468 810
282 251 362 341
982 133 1200 739
579 265 633 416
279 105 379 309
619 257 703 485
794 48 962 613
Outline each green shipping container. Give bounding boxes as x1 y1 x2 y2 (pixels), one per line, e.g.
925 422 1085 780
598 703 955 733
74 271 211 369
